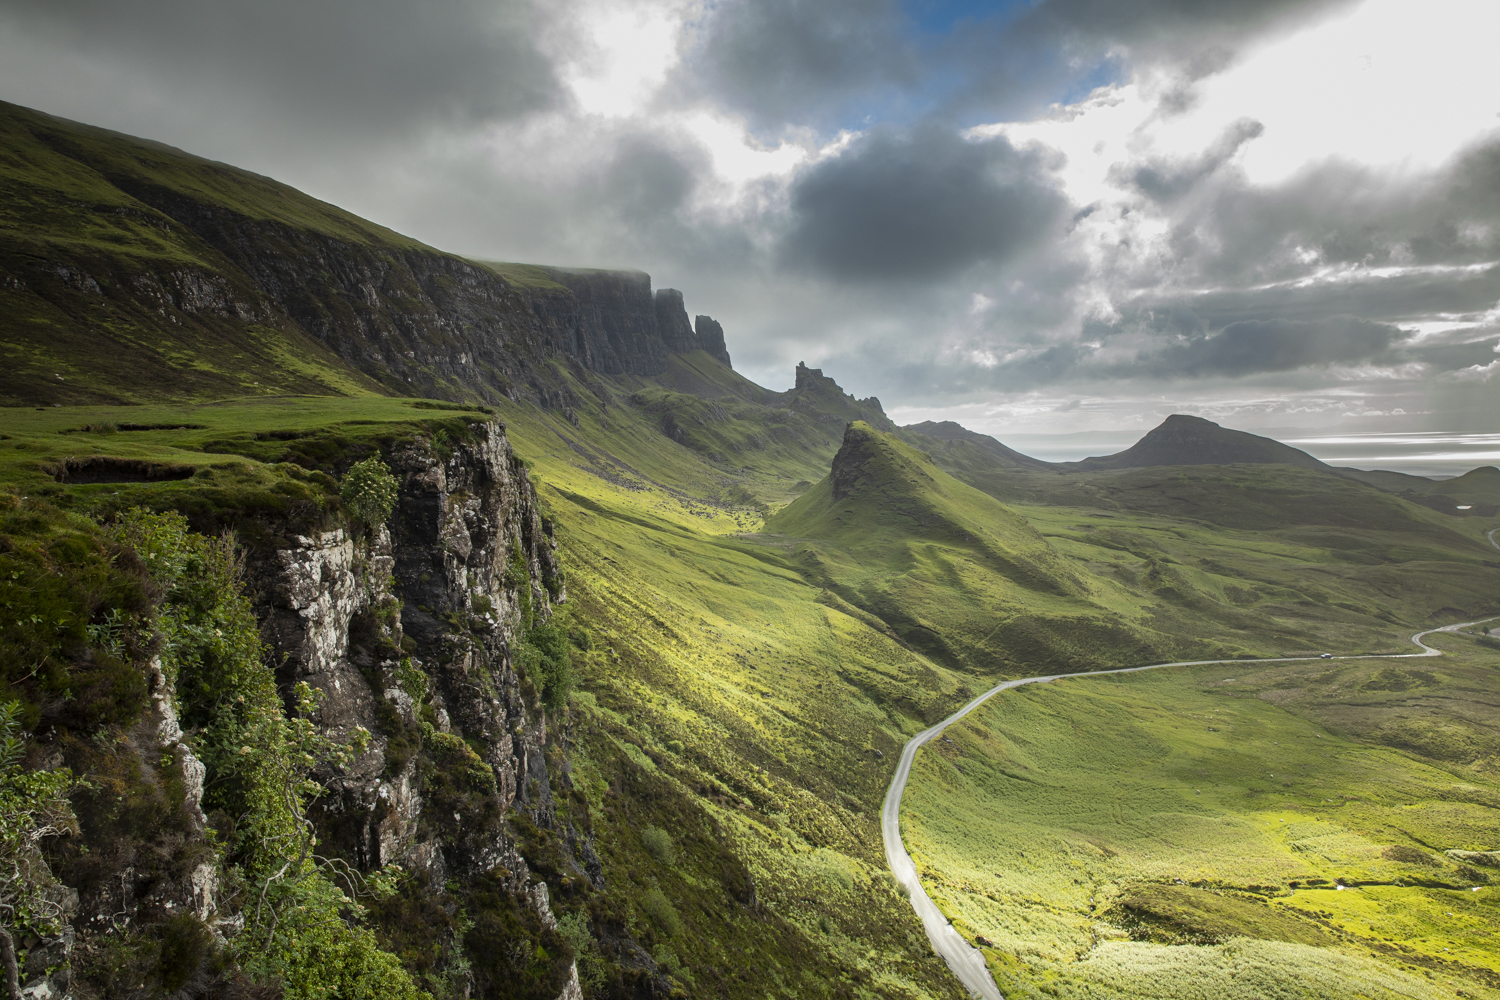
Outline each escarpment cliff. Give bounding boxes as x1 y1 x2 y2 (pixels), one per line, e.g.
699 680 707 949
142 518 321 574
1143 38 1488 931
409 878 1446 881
0 100 733 407
242 419 620 998
3 417 645 1000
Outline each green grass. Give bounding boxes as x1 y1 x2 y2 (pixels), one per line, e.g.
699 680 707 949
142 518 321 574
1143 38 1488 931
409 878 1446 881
902 629 1500 999
0 396 495 546
4 362 1497 998
470 261 574 293
0 101 410 405
485 386 1500 998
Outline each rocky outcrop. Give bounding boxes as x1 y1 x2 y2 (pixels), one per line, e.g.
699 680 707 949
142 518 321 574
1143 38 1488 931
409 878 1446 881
524 267 732 378
694 314 732 368
653 288 697 355
242 417 591 994
88 191 733 396
787 361 897 432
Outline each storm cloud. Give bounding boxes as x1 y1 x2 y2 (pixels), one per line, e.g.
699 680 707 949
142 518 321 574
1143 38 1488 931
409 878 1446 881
683 0 916 129
0 0 556 139
781 125 1066 282
1144 317 1401 377
0 0 1495 441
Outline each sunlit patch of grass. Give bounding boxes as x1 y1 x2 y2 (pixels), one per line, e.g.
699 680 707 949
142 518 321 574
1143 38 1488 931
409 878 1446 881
904 634 1500 998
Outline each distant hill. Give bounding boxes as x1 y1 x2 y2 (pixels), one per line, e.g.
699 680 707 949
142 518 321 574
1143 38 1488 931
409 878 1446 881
1073 414 1330 471
763 422 1192 672
1415 465 1500 502
901 420 1054 470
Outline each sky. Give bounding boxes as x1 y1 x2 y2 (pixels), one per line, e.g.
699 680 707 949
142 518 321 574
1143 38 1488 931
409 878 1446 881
1 0 1497 471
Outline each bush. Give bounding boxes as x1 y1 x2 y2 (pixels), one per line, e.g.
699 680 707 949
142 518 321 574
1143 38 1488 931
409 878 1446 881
641 826 676 866
641 886 682 937
340 456 399 528
515 621 574 714
0 700 77 942
112 510 425 999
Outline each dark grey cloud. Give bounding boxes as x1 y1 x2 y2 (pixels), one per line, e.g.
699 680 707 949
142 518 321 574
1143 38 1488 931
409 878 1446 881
780 125 1066 282
1144 316 1400 377
1153 266 1500 331
1150 139 1500 292
1121 118 1264 203
683 0 915 129
0 0 556 137
593 134 701 229
1408 335 1500 372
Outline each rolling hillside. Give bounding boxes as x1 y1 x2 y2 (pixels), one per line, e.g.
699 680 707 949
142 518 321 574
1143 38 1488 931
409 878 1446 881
2 102 1498 1000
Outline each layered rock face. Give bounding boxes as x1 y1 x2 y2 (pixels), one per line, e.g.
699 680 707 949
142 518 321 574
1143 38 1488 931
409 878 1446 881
229 419 594 996
523 268 731 378
20 418 594 999
0 101 735 406
694 315 732 368
117 191 732 397
248 417 585 874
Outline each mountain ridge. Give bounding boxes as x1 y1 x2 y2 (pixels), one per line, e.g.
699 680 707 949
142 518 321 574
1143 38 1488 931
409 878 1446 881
0 99 733 406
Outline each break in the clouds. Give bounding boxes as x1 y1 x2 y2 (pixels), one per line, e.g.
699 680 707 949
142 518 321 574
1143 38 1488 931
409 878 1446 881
0 0 1496 441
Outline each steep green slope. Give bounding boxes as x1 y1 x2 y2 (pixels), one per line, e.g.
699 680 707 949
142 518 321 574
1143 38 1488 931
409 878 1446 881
766 423 1192 673
0 103 391 403
0 100 731 409
0 388 983 999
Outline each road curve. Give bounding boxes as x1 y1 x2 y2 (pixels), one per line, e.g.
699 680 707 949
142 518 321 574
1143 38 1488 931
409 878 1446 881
881 615 1500 1000
1489 527 1499 551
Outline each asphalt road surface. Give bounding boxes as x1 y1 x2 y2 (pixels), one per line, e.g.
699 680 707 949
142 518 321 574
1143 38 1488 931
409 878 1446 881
881 615 1499 1000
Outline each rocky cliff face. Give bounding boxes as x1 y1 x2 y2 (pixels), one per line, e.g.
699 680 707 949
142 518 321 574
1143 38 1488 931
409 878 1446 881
15 418 607 1000
521 268 725 379
0 100 736 407
693 315 732 368
787 361 897 432
110 186 729 399
243 418 602 997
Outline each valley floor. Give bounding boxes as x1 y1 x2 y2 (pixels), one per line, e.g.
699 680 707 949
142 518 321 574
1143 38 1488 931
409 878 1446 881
903 626 1500 1000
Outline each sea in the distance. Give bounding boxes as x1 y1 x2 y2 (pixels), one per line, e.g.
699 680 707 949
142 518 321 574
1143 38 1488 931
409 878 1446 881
1001 430 1500 479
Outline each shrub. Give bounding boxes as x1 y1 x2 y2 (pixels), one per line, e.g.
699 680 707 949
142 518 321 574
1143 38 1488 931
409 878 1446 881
111 510 425 999
340 456 399 528
0 700 77 942
641 886 682 937
515 621 574 714
641 826 676 866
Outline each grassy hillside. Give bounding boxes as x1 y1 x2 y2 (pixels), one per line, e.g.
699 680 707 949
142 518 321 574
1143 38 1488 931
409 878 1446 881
0 395 980 999
765 422 1180 673
903 627 1500 999
4 379 1498 998
764 423 1500 676
0 102 407 404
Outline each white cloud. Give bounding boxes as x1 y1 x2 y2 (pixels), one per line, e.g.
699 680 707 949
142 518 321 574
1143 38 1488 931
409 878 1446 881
1453 359 1500 382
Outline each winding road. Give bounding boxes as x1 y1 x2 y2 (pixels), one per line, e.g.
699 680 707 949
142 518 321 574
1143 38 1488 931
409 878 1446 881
881 610 1500 1000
